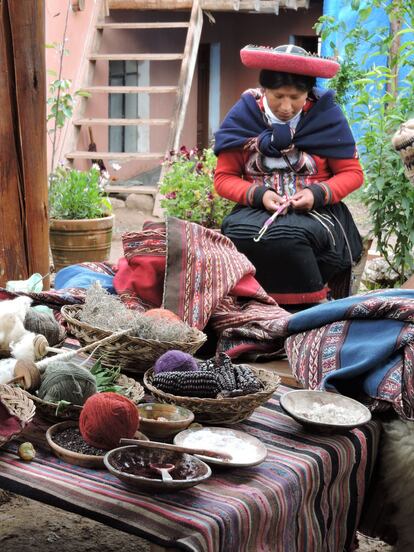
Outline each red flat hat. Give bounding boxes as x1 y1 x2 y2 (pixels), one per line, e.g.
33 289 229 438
240 44 340 79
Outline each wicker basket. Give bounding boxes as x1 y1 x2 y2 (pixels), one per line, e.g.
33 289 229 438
61 305 207 374
0 384 36 447
143 367 281 425
24 374 145 423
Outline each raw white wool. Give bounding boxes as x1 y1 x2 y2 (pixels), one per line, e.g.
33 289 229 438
0 296 33 351
0 358 17 384
181 428 260 463
10 332 37 361
296 402 364 424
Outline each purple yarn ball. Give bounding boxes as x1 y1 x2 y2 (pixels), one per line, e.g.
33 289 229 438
154 350 198 374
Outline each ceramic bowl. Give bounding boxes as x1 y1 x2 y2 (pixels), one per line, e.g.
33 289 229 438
46 421 149 469
104 445 211 492
174 426 268 468
137 403 194 440
279 390 372 433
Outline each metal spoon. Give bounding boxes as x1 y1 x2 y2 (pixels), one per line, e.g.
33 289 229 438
149 462 174 481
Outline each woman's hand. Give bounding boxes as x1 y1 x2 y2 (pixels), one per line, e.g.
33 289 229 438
262 190 288 213
290 188 314 211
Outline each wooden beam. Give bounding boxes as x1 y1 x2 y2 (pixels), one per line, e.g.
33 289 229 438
0 0 49 288
82 85 178 94
108 0 308 10
88 53 184 61
169 0 203 153
66 151 164 160
153 0 203 217
74 117 172 126
96 22 189 29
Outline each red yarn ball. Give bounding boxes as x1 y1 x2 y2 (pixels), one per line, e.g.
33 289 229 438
143 308 181 322
79 392 139 450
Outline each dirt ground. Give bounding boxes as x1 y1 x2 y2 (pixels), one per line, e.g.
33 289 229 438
0 198 394 552
0 487 393 552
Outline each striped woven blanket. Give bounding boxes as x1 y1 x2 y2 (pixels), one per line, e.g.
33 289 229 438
0 386 380 552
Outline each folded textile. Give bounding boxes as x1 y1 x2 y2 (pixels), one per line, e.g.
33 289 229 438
113 217 289 357
285 289 414 420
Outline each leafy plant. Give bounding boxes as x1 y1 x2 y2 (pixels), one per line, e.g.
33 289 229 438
48 165 112 220
315 0 414 284
160 147 233 229
90 361 128 395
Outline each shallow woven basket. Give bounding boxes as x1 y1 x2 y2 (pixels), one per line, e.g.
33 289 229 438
24 374 145 423
143 367 281 425
0 384 36 447
61 305 207 374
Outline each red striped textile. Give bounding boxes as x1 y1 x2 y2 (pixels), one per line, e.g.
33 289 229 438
0 386 380 552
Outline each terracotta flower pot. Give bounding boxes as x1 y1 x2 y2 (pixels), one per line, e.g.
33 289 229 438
49 215 114 272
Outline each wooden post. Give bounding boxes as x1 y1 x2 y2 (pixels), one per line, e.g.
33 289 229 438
0 0 49 288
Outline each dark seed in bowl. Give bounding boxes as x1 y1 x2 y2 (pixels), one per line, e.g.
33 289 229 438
52 427 107 456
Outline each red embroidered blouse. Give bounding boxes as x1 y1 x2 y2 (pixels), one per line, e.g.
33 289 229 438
214 149 364 206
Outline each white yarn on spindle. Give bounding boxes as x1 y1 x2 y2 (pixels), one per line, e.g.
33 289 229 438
10 332 37 362
0 358 17 384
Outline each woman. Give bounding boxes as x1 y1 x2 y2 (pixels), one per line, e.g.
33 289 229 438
214 44 363 308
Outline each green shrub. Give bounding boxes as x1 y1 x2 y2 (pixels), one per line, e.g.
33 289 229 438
48 165 112 220
315 1 414 283
160 147 233 229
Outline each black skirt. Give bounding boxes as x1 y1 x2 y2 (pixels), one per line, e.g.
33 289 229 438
221 202 362 305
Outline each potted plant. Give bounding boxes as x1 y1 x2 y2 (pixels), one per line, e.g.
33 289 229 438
48 164 114 272
160 147 233 229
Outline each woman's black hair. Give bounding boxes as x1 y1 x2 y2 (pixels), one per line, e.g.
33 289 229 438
259 70 316 92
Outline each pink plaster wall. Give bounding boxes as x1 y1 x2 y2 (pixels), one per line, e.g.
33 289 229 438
46 3 322 180
46 0 97 171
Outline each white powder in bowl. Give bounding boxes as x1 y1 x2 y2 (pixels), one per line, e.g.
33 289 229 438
181 428 261 463
295 402 365 425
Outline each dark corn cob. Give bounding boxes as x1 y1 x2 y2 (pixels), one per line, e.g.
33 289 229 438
234 364 263 394
153 371 221 398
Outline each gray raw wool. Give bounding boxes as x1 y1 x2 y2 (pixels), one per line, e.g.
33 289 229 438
81 282 193 342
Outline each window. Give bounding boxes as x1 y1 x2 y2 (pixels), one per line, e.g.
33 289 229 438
108 60 150 153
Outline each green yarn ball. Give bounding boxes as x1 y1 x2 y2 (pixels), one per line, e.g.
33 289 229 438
38 361 97 406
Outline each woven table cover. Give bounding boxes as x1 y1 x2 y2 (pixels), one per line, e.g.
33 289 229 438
0 386 380 552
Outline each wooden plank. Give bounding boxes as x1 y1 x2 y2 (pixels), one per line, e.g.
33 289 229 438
74 118 172 126
108 0 307 10
88 53 184 61
96 22 189 29
83 85 178 94
168 0 203 153
66 151 164 160
153 0 203 217
249 359 302 388
0 0 49 288
104 185 157 195
57 0 106 167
